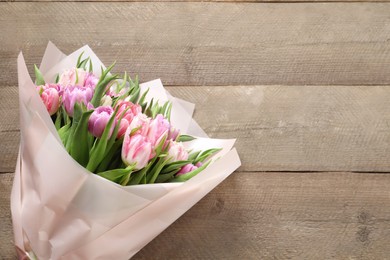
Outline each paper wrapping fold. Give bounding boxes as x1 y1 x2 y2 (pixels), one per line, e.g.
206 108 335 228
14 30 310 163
11 42 241 259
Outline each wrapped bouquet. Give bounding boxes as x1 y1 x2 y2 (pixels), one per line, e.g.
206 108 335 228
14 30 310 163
11 42 241 259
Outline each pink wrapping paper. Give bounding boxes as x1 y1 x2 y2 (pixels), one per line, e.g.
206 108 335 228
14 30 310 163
11 42 241 259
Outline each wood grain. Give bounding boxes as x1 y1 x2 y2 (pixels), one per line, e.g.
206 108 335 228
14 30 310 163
3 0 390 2
2 3 390 86
2 171 390 259
2 85 390 173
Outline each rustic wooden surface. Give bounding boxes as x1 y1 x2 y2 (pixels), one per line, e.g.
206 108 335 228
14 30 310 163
2 1 390 260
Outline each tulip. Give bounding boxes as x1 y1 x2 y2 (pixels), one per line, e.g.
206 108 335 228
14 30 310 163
107 80 129 97
167 141 188 162
176 163 198 176
195 162 203 168
88 106 116 138
62 86 94 117
147 114 170 146
84 73 99 89
122 132 152 170
100 95 112 107
128 113 151 137
59 68 89 87
36 84 61 115
167 127 180 141
115 101 142 138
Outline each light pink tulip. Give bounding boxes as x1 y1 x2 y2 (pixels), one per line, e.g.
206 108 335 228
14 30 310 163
129 113 151 137
147 114 170 147
88 106 116 138
167 141 188 162
36 84 61 115
122 132 152 170
115 101 142 138
59 68 89 87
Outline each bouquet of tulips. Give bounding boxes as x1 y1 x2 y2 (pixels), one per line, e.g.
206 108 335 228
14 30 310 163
34 51 219 186
11 42 240 259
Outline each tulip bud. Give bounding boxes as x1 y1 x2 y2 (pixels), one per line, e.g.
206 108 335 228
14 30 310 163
167 141 189 162
37 84 61 116
88 106 116 138
176 163 198 176
122 132 152 170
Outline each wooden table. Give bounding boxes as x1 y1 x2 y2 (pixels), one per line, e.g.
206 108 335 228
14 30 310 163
2 1 390 259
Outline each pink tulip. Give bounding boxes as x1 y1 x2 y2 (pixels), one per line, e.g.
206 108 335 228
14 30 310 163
147 114 170 147
115 101 142 138
59 68 89 87
167 141 188 162
167 127 180 141
122 132 153 170
129 113 151 137
88 106 116 138
36 84 61 115
84 73 99 89
176 163 198 176
62 86 94 117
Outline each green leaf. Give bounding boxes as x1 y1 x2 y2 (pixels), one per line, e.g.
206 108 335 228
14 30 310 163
70 110 93 167
75 69 79 84
194 148 222 164
58 122 71 147
128 86 140 104
96 138 123 173
138 88 149 107
89 59 93 73
188 150 201 161
86 109 118 172
154 134 168 156
161 160 191 174
76 51 85 68
90 62 118 107
97 165 134 184
65 103 83 152
34 65 45 86
177 135 196 142
128 165 149 185
155 170 178 183
78 58 90 70
146 156 170 184
166 102 172 121
170 161 211 182
54 109 62 130
55 73 60 84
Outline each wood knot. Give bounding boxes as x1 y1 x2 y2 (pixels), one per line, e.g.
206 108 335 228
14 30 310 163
356 211 373 244
211 198 225 214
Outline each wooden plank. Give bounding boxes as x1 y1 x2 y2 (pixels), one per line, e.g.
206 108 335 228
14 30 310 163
2 85 390 173
0 172 16 259
2 3 390 86
2 0 390 2
2 171 390 259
